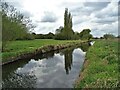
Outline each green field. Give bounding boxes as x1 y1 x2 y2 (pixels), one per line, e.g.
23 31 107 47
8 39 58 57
76 39 119 88
2 39 82 63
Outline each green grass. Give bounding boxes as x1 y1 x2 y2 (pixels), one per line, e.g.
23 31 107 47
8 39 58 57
76 39 119 88
2 39 82 63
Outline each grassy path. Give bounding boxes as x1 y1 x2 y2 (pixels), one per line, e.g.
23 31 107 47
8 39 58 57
76 39 119 88
2 39 83 63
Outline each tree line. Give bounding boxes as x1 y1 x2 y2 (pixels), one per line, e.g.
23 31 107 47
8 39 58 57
31 7 117 40
33 8 93 40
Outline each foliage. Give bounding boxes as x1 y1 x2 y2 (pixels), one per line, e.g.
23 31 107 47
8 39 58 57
79 29 93 40
34 32 55 39
63 8 74 40
73 32 80 40
1 2 35 51
54 26 65 40
103 34 115 39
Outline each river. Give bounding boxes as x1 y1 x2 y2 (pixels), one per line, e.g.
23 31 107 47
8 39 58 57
2 42 91 88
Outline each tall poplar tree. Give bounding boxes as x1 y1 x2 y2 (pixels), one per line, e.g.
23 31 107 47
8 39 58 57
55 8 74 40
64 8 68 39
64 8 74 40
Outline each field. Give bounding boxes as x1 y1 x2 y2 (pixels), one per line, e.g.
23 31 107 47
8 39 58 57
76 39 119 88
2 39 82 63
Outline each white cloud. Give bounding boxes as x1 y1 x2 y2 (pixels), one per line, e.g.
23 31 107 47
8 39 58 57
3 0 119 37
41 11 58 22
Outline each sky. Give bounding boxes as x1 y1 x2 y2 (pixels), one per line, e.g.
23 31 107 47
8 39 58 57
3 0 119 37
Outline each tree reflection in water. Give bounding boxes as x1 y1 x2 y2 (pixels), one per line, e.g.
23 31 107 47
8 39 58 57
64 48 74 74
63 42 91 74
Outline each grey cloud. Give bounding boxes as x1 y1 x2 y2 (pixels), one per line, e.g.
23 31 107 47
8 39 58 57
70 7 92 16
35 25 55 34
4 1 33 17
59 2 83 9
91 22 118 37
95 9 118 18
70 2 110 17
92 17 117 24
73 17 82 25
41 11 58 23
59 2 90 16
109 12 118 17
83 2 110 10
73 16 89 25
8 1 23 8
107 29 118 34
91 30 105 37
35 20 41 23
21 10 33 17
73 20 82 25
94 2 118 18
91 29 116 38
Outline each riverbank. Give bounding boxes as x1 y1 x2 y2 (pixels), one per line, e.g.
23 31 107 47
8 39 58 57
2 39 88 65
75 39 119 88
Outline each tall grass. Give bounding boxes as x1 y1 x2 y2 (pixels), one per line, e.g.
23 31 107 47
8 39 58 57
76 39 119 88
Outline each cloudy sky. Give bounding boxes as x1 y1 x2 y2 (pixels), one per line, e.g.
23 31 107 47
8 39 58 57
3 0 119 37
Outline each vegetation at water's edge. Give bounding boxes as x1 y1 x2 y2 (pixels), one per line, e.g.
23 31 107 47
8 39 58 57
76 39 119 88
2 39 86 64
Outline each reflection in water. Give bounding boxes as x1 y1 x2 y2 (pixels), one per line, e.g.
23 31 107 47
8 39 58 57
2 42 91 88
64 48 74 74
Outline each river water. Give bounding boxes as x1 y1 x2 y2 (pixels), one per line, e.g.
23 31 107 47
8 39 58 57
2 42 91 88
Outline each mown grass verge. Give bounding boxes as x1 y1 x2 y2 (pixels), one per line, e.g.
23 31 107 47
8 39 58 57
2 39 86 64
75 39 119 88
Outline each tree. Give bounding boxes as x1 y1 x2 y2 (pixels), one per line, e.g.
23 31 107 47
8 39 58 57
1 2 35 51
79 29 93 40
63 8 68 39
63 8 74 40
55 8 74 40
73 32 80 40
46 32 55 39
103 34 115 39
55 26 65 40
55 26 64 34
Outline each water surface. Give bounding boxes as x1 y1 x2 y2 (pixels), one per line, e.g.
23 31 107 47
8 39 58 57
2 42 91 88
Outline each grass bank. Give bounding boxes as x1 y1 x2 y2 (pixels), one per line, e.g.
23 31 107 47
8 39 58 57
75 39 119 88
2 39 85 64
